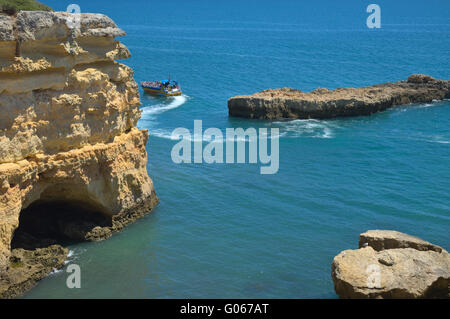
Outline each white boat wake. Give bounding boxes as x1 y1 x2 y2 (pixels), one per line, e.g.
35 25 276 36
148 128 286 141
141 95 188 117
142 97 337 141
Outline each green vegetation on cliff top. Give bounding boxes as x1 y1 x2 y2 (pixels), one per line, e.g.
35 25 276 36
0 0 52 14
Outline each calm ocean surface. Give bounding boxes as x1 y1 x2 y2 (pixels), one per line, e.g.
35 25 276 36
25 0 449 298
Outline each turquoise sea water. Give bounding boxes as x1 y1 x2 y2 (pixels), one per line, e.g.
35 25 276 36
25 0 449 298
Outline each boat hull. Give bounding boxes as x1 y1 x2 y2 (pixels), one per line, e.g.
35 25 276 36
143 87 182 97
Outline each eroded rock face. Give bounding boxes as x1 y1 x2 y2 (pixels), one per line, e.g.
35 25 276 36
0 11 158 298
228 75 450 120
332 230 450 299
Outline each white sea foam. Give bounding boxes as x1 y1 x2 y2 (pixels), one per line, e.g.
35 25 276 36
270 119 336 139
149 128 285 141
428 138 450 144
143 98 332 141
49 267 64 275
63 248 86 265
141 95 188 117
148 129 178 140
415 134 450 144
64 249 75 264
418 103 433 108
421 139 450 144
321 127 333 139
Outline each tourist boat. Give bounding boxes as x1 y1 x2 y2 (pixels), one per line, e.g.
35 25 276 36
141 79 182 97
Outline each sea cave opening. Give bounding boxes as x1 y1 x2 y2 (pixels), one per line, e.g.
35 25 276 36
11 199 112 250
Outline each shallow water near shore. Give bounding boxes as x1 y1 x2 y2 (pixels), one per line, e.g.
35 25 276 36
24 0 449 298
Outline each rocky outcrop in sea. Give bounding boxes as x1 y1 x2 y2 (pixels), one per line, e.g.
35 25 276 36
0 11 158 298
228 74 450 120
332 230 450 298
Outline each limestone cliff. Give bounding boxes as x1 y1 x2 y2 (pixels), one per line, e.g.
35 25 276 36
0 11 158 298
228 74 450 120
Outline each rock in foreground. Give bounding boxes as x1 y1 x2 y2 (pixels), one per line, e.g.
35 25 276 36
228 75 450 120
332 230 450 299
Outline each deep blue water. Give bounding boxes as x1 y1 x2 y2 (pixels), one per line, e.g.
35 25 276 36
25 0 449 298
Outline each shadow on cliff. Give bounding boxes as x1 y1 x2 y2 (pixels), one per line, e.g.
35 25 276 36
11 200 112 250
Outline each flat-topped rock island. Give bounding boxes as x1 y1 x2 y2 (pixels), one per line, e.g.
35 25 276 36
228 74 450 120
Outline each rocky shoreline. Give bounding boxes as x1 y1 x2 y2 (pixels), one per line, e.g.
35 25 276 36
332 230 450 299
0 11 159 298
228 74 450 120
0 245 68 299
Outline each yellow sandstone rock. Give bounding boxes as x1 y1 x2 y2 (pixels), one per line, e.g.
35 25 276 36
0 11 158 298
332 230 450 298
228 74 450 120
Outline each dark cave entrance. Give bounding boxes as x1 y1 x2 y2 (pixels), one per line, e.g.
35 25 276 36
11 200 112 250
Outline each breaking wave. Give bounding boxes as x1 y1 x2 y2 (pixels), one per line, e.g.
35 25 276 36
269 119 337 139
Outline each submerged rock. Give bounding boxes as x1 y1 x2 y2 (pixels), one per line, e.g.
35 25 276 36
228 75 450 120
332 230 450 299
